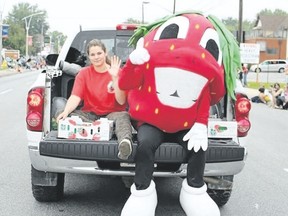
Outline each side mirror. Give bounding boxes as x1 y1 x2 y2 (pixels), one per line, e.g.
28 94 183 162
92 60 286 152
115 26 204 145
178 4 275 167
45 54 59 66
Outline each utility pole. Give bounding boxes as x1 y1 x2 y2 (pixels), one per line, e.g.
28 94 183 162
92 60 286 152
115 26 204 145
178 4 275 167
238 0 243 44
22 12 43 59
173 0 176 14
142 1 150 24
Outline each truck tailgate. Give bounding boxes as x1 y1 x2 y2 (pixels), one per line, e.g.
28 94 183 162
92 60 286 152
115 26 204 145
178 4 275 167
40 131 245 163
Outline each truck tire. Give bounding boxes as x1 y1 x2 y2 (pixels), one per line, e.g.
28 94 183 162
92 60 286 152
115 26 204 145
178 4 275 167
31 166 65 202
207 175 233 207
207 188 232 207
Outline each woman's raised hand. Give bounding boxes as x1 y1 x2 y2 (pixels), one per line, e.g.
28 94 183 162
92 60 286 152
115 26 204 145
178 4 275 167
108 55 122 78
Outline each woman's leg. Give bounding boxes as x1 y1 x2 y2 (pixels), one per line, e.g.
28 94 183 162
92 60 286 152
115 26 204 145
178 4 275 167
243 73 248 86
69 110 98 122
107 111 133 160
107 111 132 142
134 123 164 190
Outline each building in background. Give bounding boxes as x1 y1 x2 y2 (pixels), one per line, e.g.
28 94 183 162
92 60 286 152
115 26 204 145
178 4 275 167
245 15 288 62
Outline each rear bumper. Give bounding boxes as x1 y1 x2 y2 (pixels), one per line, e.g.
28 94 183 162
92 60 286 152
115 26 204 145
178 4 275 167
29 131 246 177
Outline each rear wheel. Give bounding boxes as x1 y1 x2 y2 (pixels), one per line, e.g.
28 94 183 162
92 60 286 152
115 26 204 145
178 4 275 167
207 175 234 207
31 166 65 202
279 68 285 73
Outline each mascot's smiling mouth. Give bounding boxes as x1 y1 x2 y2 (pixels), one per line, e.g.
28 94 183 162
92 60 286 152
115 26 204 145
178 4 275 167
155 67 208 108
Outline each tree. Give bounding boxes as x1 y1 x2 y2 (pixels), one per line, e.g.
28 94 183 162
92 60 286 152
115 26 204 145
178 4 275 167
3 2 49 57
221 17 254 32
48 31 67 54
258 8 288 17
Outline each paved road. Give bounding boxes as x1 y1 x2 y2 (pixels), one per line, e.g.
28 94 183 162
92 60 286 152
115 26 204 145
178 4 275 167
247 71 286 84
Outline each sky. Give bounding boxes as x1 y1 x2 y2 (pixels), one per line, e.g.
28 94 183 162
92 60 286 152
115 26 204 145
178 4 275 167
1 0 288 36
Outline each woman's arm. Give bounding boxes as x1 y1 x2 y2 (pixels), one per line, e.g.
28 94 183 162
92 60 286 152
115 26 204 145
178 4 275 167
108 56 126 105
274 88 284 97
56 95 81 122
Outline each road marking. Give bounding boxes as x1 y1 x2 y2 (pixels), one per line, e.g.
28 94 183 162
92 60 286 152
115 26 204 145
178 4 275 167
284 168 288 173
0 89 13 95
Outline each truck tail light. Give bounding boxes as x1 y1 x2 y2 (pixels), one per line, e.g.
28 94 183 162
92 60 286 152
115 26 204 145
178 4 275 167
26 87 44 131
235 94 251 137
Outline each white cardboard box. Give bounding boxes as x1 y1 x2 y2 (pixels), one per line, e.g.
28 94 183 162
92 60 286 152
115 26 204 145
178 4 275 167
58 116 113 141
208 121 237 138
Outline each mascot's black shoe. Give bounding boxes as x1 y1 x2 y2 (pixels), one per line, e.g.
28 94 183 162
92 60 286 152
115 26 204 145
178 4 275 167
121 180 157 216
180 178 220 216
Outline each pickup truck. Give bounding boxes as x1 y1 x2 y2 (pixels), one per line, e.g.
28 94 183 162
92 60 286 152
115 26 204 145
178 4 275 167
26 24 251 206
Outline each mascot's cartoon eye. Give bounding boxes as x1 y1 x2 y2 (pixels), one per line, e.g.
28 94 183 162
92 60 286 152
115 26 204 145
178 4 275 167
199 28 222 65
154 16 189 40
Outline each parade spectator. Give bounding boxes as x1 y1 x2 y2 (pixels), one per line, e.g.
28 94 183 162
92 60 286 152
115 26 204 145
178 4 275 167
242 63 249 87
251 86 273 107
275 84 288 109
238 68 243 84
270 82 284 107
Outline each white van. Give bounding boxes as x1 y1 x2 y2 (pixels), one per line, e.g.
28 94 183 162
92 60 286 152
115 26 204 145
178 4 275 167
250 59 288 73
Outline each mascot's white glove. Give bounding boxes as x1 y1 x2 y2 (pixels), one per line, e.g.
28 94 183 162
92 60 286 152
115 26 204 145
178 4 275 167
183 123 208 152
129 37 150 65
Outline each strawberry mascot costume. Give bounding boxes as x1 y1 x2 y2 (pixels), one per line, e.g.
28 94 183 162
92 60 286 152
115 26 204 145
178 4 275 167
118 12 240 216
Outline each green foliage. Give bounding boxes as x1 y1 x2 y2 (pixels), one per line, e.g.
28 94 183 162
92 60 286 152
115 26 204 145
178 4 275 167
208 15 241 100
49 31 67 54
44 36 50 44
258 8 288 17
2 2 66 57
3 2 49 56
221 17 254 32
248 81 286 89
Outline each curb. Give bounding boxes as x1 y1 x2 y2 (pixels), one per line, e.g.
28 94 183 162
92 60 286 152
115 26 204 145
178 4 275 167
0 69 29 77
0 69 19 77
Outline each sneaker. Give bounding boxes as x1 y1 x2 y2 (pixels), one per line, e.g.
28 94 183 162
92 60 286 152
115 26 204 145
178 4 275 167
118 138 132 160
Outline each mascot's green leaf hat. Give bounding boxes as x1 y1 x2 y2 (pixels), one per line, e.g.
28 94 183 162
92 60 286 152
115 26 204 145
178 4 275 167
128 11 241 100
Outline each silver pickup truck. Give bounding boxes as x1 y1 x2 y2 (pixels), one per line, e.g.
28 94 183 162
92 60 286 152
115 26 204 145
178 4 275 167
26 24 251 206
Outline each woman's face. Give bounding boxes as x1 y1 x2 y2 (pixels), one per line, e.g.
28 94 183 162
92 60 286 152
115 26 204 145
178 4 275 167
88 45 106 67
